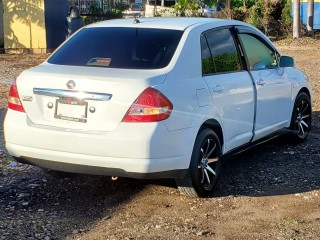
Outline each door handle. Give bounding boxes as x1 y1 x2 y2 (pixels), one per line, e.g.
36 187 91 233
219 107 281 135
256 79 265 86
212 85 224 92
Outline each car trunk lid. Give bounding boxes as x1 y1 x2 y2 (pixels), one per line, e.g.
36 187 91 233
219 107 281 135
16 63 167 132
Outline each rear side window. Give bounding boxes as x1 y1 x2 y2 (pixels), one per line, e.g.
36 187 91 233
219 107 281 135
201 28 241 75
201 35 215 75
48 27 183 69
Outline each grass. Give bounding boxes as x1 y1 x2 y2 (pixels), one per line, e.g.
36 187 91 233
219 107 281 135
278 218 299 228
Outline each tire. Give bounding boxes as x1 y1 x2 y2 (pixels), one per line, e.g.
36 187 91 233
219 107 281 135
176 128 221 198
289 92 312 142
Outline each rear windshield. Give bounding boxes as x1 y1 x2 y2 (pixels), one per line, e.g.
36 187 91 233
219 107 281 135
48 27 183 69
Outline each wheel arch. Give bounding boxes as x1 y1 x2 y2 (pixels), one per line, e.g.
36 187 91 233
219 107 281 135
288 87 312 142
297 87 311 102
289 87 312 128
291 87 312 115
199 119 224 149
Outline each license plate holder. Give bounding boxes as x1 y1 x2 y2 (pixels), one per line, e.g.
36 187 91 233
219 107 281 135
54 98 88 123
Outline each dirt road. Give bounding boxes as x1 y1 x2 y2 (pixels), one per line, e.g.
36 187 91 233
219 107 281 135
0 39 320 240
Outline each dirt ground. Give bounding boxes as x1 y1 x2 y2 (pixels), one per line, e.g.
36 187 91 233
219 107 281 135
1 38 320 240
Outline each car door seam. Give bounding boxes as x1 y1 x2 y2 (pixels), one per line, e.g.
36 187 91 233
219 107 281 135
248 71 257 142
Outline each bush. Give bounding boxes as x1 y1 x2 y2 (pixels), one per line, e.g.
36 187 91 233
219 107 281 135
232 7 248 21
114 3 129 12
172 0 200 17
281 0 292 34
246 0 265 30
82 11 122 25
246 0 288 38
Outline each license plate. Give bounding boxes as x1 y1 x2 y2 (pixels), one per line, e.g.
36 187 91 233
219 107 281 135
54 99 88 123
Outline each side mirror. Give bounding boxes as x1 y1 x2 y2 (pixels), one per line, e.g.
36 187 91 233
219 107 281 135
279 56 294 68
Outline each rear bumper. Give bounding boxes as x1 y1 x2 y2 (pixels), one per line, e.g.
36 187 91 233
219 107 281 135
5 110 196 178
13 156 187 179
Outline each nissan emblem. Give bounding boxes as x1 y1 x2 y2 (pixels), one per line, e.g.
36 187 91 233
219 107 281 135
66 80 76 89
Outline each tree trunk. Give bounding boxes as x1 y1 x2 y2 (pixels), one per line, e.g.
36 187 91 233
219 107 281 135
307 0 314 36
227 0 231 19
293 0 301 38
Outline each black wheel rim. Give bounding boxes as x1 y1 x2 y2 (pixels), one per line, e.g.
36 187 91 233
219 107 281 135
197 138 219 191
294 99 311 138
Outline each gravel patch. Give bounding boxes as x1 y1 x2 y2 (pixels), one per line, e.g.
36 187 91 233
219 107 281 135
1 39 320 240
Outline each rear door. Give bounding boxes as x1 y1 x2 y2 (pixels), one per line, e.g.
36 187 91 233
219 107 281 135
201 27 255 152
236 27 292 140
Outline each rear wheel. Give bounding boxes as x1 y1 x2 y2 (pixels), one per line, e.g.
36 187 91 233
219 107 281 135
176 128 221 198
289 92 312 142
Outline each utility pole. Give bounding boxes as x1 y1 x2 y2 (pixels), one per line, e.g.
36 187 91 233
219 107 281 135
307 0 314 36
293 0 300 38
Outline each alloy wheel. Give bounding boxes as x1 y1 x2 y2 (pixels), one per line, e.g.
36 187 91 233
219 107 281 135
197 138 219 191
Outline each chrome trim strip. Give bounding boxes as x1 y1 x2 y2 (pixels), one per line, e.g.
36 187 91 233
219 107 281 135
33 88 112 101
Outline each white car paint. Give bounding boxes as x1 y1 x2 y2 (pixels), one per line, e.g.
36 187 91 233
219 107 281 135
4 18 312 179
251 68 293 140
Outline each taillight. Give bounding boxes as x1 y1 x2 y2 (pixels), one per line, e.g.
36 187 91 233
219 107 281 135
8 83 25 112
122 87 173 122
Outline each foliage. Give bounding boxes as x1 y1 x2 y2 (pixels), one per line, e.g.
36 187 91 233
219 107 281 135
156 8 176 17
89 4 103 14
281 0 292 30
202 58 215 75
173 0 200 17
245 0 289 38
202 53 240 74
78 1 125 26
246 0 264 30
202 0 256 9
82 10 122 25
230 0 256 8
114 3 129 12
213 53 240 73
198 0 291 38
157 0 293 38
232 6 248 21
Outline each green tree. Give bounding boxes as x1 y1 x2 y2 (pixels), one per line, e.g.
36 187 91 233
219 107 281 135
173 0 199 16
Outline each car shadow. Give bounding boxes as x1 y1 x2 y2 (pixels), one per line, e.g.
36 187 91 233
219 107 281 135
145 112 320 198
213 111 320 197
0 107 148 239
1 107 320 238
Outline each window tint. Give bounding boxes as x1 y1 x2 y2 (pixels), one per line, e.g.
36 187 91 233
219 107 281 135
201 34 215 75
202 28 241 74
239 34 278 70
48 28 183 69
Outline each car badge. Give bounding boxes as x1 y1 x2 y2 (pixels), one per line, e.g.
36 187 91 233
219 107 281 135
66 80 76 89
21 96 33 102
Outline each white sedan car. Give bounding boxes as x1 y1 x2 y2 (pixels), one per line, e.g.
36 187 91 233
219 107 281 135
4 18 312 198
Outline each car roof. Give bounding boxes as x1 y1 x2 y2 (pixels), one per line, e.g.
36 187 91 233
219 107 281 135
87 17 243 31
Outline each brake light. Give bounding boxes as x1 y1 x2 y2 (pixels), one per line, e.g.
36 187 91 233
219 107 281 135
8 83 25 112
122 87 173 122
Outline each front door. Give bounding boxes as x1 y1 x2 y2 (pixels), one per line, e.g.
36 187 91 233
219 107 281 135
237 31 292 141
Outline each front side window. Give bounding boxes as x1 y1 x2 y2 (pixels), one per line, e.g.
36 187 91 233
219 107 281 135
48 27 183 69
201 28 241 75
239 34 279 70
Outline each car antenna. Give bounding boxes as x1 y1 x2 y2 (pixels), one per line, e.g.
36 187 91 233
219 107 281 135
133 15 140 24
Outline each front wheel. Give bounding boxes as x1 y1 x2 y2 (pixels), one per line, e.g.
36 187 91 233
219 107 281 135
176 128 221 198
289 92 312 142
